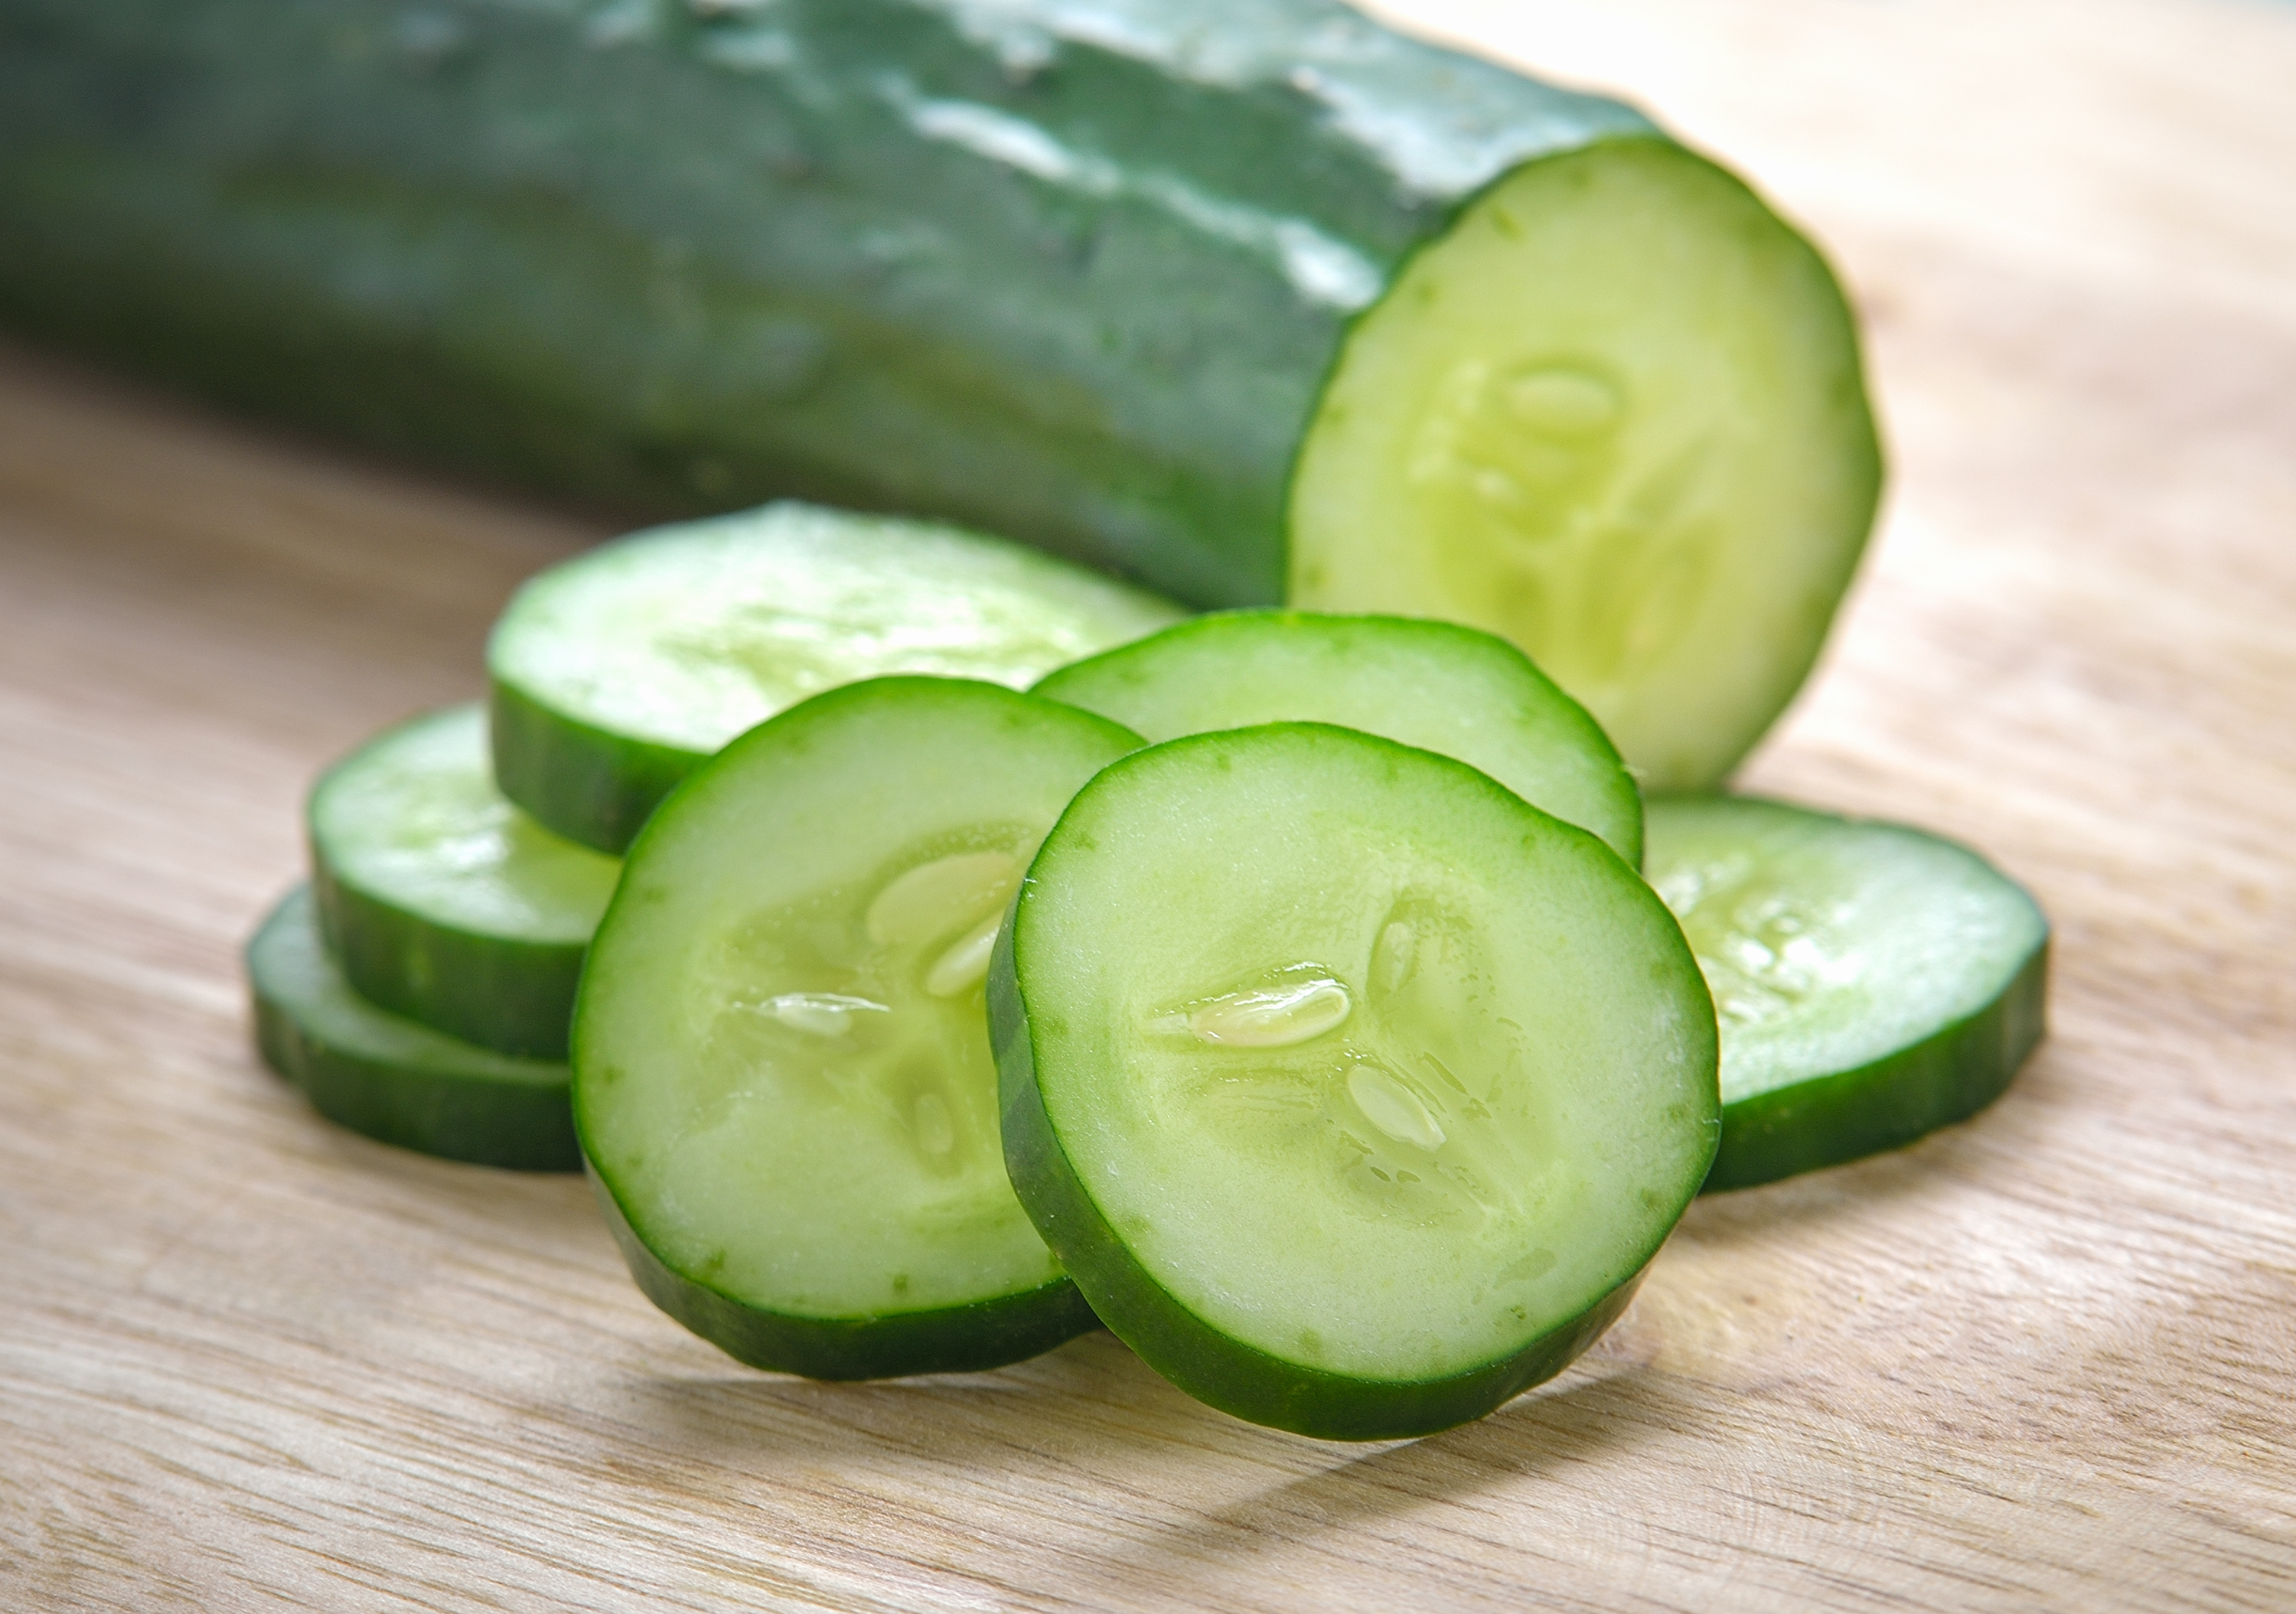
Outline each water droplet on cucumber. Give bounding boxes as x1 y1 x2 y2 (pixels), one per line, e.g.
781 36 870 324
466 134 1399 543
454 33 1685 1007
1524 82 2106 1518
1187 973 1352 1047
757 991 889 1036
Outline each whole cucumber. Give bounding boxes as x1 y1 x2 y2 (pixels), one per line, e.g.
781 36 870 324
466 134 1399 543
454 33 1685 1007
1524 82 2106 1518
0 0 1880 787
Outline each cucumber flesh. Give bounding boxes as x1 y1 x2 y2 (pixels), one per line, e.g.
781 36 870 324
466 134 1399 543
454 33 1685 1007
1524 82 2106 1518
574 677 1143 1378
489 501 1186 853
310 703 618 1061
993 724 1718 1438
247 885 579 1172
1031 610 1642 866
1290 139 1883 792
1645 796 2048 1191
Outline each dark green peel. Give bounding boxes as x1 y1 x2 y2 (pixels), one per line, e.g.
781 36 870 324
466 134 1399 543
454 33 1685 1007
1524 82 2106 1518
248 885 579 1172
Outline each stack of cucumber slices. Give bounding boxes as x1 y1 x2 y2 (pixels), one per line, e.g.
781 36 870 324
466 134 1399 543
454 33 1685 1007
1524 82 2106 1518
246 502 2047 1440
247 503 1183 1171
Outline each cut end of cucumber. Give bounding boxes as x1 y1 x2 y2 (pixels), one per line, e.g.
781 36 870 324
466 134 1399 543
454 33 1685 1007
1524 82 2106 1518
1287 138 1882 791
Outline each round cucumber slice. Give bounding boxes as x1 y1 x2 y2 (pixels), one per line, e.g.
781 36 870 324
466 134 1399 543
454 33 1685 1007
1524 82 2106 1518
1645 796 2049 1192
574 677 1143 1379
246 885 579 1172
310 703 619 1061
992 725 1719 1439
1289 139 1883 793
1031 610 1642 867
489 501 1187 853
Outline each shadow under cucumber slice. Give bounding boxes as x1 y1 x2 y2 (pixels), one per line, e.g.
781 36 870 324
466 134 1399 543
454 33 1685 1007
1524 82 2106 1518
993 724 1719 1439
489 502 1186 854
1645 795 2050 1192
311 703 618 1061
247 885 579 1171
574 677 1143 1378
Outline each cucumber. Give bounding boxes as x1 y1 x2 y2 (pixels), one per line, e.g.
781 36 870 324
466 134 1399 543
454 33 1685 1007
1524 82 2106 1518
248 885 580 1172
574 677 1141 1378
1644 796 2049 1192
311 702 618 1061
1032 610 1642 866
990 724 1719 1438
489 501 1184 852
2 0 1878 788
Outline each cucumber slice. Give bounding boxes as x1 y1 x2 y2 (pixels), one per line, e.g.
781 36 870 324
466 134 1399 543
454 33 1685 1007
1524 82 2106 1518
489 502 1186 853
310 703 618 1061
1644 796 2049 1192
1031 610 1642 867
1289 141 1882 792
992 725 1718 1439
246 885 579 1172
574 677 1142 1379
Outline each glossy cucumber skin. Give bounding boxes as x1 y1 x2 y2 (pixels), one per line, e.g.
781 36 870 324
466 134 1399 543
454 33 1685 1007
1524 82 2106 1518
988 898 1650 1441
311 848 588 1062
0 0 1651 604
249 887 580 1171
489 677 695 859
1704 942 2049 1193
589 1166 1101 1381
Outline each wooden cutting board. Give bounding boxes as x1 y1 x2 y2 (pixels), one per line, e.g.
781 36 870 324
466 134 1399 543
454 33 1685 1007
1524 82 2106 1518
5 1 2293 1606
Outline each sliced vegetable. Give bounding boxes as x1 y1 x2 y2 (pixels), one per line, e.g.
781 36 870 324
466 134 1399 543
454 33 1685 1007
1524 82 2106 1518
1645 795 2048 1192
310 703 618 1061
1032 610 1642 866
248 885 579 1172
1289 141 1880 790
991 724 1718 1438
575 677 1141 1378
5 0 1878 787
490 502 1183 852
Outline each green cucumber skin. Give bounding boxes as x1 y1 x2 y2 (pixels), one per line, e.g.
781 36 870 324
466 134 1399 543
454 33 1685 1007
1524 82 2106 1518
988 902 1649 1441
1704 941 2049 1194
311 851 588 1061
587 1164 1100 1381
0 0 1656 604
489 677 696 857
249 889 581 1172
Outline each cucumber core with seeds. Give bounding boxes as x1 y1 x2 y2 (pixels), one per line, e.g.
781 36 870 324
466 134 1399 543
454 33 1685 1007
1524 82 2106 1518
573 677 1143 1378
993 724 1719 1438
1290 141 1881 791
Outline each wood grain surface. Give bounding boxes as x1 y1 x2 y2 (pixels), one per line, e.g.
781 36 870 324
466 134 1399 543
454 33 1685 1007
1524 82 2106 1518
5 1 2294 1607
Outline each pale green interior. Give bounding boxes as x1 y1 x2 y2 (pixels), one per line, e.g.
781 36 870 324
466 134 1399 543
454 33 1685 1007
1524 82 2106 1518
1019 728 1713 1383
1033 611 1642 866
578 682 1137 1319
1288 140 1877 792
312 703 620 942
491 504 1185 755
1645 797 2046 1104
